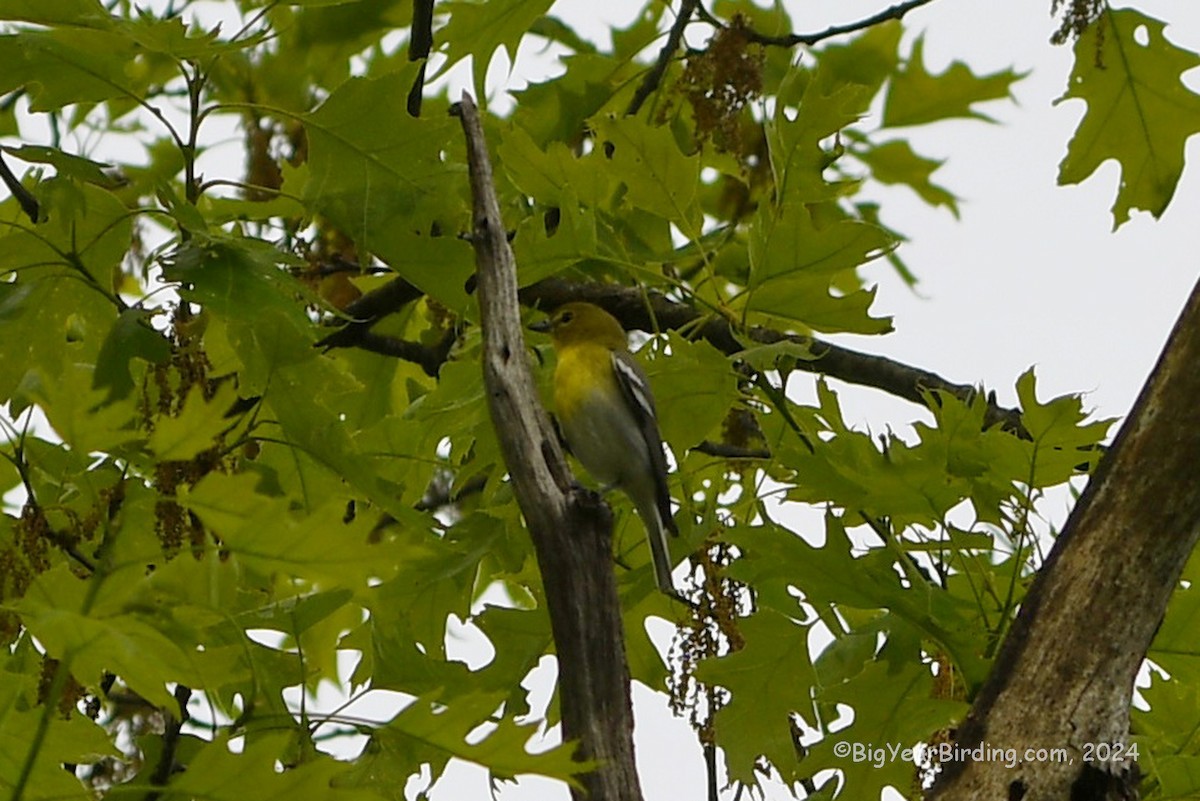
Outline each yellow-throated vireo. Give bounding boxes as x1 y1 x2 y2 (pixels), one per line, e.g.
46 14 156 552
530 302 679 595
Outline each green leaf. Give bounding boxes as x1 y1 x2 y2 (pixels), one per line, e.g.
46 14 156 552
17 364 140 453
472 604 553 707
118 12 263 59
854 139 959 215
591 114 703 233
2 145 112 185
92 307 171 403
802 657 966 796
406 359 492 469
0 276 115 402
497 123 613 208
149 381 238 461
182 472 400 587
727 514 990 689
511 53 641 145
437 0 555 104
1014 368 1114 487
696 609 817 784
883 35 1023 127
1056 8 1200 228
742 59 897 333
528 14 598 56
302 66 472 309
746 201 895 334
164 233 313 339
0 0 112 28
379 230 476 315
643 332 740 454
377 692 593 784
912 390 1029 525
0 670 118 801
4 180 132 289
166 732 384 801
8 28 145 113
1148 548 1200 679
511 197 598 285
733 337 820 372
767 60 871 205
816 20 901 99
352 594 474 695
1143 752 1200 799
15 565 202 714
1138 599 1200 800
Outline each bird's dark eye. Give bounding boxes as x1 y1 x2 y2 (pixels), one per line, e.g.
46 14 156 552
560 310 574 324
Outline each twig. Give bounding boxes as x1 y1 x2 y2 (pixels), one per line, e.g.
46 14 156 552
415 473 488 512
144 685 192 801
739 0 938 48
692 440 770 460
407 0 435 116
627 0 700 117
705 741 719 801
0 150 40 223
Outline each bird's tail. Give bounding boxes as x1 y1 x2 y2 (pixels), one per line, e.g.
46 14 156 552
634 495 676 595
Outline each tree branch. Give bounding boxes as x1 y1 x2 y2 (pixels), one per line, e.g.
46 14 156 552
520 278 1027 435
319 274 1027 435
312 263 425 351
332 329 454 377
627 0 700 116
931 275 1200 800
452 93 646 801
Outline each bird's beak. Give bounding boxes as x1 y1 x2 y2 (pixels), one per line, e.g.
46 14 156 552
528 318 552 333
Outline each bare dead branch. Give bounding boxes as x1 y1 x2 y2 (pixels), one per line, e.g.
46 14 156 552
452 93 646 801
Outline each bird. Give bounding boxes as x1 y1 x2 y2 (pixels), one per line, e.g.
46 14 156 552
530 302 679 595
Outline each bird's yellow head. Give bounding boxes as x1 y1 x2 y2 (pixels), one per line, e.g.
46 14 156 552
530 302 628 350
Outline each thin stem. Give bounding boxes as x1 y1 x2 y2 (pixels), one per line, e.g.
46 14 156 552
231 1 278 44
196 178 304 205
183 62 206 206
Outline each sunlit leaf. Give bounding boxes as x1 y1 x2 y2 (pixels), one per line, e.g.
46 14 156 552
884 35 1023 127
1056 8 1200 227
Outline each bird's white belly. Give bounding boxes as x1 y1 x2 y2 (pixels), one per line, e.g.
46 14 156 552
560 392 650 489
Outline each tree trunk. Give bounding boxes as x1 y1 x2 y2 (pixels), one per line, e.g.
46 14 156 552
930 277 1200 800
